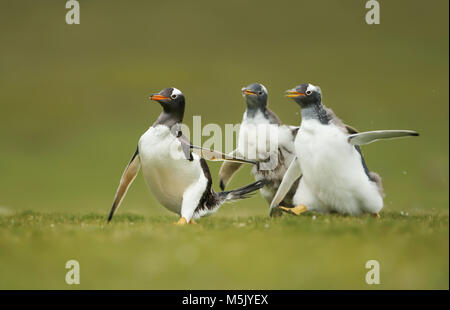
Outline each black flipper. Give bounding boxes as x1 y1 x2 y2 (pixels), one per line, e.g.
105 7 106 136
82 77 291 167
108 147 141 222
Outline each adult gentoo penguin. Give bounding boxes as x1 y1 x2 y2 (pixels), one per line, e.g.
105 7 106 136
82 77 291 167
269 83 419 216
108 87 266 224
218 83 300 216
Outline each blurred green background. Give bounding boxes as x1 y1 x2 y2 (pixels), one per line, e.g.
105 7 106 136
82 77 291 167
0 0 448 289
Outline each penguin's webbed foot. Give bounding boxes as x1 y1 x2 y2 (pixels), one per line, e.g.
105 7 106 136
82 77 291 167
174 217 188 225
174 217 198 225
279 204 308 216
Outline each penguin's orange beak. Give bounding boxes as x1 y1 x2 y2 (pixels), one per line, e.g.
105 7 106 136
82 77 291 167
285 90 305 98
242 88 256 96
150 94 170 101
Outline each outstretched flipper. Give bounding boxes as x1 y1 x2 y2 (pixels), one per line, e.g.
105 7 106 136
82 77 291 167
190 145 257 165
176 133 257 165
108 148 141 222
218 150 244 190
348 130 419 146
269 157 302 216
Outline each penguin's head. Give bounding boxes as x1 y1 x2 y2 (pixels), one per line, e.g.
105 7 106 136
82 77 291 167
150 87 185 113
241 83 268 110
285 83 322 108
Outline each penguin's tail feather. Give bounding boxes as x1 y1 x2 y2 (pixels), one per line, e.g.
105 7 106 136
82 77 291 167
218 179 268 203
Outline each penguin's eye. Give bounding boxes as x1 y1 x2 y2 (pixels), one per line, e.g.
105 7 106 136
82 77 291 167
171 94 177 99
258 91 263 95
306 90 312 95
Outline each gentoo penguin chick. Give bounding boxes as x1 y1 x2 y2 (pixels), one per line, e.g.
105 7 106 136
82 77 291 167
218 83 300 216
108 87 266 224
270 83 419 217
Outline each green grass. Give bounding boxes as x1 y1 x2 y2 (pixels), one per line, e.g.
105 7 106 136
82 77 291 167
0 209 447 289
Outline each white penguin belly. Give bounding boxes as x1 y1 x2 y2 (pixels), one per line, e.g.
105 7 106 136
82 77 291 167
138 125 204 214
238 113 280 162
239 119 295 174
295 120 383 215
239 117 297 203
